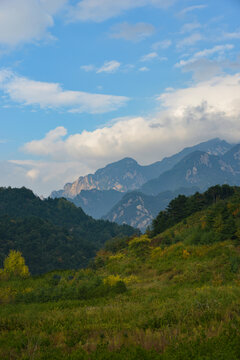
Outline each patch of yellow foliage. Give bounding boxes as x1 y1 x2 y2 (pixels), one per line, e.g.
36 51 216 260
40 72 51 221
109 253 125 261
151 247 164 259
129 235 151 247
103 274 138 286
183 249 190 258
103 275 122 286
0 250 30 279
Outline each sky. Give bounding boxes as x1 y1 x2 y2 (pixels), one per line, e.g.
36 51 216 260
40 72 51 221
0 0 240 196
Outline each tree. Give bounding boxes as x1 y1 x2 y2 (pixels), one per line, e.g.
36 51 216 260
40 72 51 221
3 250 30 278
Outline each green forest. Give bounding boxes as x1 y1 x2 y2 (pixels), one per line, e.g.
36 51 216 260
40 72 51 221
1 185 240 359
0 187 138 274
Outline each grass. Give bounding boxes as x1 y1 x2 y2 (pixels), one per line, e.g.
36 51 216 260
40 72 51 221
1 235 240 359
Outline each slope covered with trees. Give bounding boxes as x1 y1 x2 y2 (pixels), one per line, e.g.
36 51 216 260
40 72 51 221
151 184 235 237
0 187 138 274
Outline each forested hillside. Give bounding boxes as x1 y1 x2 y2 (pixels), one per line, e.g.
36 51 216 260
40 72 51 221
151 184 235 236
0 187 138 274
1 185 240 359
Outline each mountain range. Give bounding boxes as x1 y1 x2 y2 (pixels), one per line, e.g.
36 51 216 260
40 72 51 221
51 138 240 230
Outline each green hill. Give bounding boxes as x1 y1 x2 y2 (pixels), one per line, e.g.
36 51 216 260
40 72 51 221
0 187 138 274
1 185 240 359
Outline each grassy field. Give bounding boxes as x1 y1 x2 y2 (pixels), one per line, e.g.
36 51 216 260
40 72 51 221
2 190 240 359
1 232 240 359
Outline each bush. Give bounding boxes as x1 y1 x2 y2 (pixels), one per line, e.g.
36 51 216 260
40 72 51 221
0 250 30 279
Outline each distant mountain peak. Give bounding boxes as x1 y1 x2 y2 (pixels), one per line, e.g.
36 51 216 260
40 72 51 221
50 138 233 200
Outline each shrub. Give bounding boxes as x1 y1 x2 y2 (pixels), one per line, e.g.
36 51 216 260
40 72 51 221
1 250 30 279
129 236 151 259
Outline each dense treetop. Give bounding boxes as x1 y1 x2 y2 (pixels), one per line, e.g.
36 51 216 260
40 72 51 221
151 184 235 237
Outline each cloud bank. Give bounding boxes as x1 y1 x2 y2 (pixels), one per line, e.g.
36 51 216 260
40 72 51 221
0 0 67 46
0 69 129 114
68 0 177 22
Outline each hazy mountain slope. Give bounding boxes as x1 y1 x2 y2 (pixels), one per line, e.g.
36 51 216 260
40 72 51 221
51 138 232 199
51 158 148 198
141 150 240 196
103 187 199 231
222 143 240 171
69 189 125 219
143 137 232 178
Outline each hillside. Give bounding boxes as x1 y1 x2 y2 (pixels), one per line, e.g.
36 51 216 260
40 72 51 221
103 187 199 231
69 189 124 219
0 187 138 274
1 185 240 359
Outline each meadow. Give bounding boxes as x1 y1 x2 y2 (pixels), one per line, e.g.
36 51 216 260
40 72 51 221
1 187 240 359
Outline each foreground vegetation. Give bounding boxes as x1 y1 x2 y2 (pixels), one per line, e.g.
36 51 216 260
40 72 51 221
1 185 240 359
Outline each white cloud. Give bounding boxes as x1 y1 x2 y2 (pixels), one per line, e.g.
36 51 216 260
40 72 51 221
0 0 67 46
68 0 176 22
139 67 150 72
178 5 207 17
40 0 68 14
179 58 223 81
158 73 240 118
81 64 96 72
110 22 155 42
0 69 129 113
180 22 201 34
140 52 158 62
96 61 121 74
176 44 235 67
152 39 172 50
223 31 240 40
195 44 234 58
0 159 93 197
19 73 240 195
177 33 203 48
26 168 40 180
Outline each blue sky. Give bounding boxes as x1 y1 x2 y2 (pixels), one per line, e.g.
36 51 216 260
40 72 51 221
0 0 240 195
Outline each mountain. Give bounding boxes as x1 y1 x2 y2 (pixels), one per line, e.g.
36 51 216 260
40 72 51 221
70 189 124 219
141 149 240 196
222 143 240 172
103 187 199 231
51 158 149 198
146 137 232 177
49 138 234 230
104 144 239 230
0 187 138 274
51 138 232 199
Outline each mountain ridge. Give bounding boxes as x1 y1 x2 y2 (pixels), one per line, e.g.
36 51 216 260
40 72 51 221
51 138 232 199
